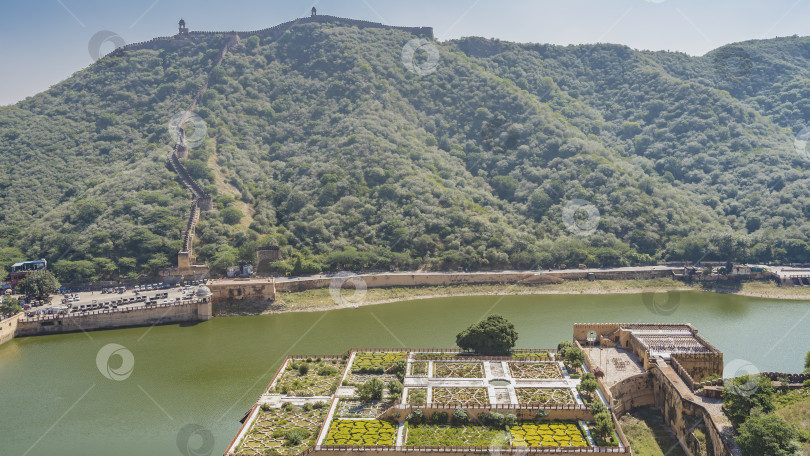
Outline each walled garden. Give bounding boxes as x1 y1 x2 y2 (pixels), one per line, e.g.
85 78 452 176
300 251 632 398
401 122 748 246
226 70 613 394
272 358 346 396
351 352 406 373
405 423 503 446
515 388 577 406
407 388 427 405
431 387 489 406
323 419 398 446
507 362 564 379
236 403 328 455
508 422 588 447
433 362 485 378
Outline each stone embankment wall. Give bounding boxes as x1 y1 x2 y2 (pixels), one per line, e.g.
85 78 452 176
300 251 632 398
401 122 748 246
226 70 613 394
14 299 212 337
213 268 680 304
0 313 22 346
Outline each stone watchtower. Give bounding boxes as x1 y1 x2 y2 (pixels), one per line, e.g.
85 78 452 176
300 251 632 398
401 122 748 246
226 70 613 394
178 19 189 35
311 7 317 17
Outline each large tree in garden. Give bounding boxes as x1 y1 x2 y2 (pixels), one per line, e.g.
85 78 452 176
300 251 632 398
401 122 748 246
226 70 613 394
456 314 518 355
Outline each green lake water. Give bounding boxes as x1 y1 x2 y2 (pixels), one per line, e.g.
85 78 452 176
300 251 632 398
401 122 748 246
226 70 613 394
0 291 808 456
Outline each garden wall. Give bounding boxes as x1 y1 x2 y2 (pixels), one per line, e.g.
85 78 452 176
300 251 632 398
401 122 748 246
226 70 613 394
378 404 592 423
14 299 212 337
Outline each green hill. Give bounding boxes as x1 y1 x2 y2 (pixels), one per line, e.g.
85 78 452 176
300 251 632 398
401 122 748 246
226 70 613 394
2 17 810 280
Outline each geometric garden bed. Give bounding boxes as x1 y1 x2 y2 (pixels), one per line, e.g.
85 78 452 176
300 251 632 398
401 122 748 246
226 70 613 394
514 388 577 406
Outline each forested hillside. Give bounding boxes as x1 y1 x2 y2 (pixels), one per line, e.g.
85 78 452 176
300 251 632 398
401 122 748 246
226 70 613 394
2 19 810 281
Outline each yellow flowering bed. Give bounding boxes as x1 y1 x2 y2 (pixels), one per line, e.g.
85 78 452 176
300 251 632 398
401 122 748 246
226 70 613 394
509 422 588 447
323 419 397 446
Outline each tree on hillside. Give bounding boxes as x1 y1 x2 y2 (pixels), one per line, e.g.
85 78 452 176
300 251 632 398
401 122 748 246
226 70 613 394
722 375 775 426
805 351 810 372
456 314 518 355
735 413 802 456
18 270 61 301
0 295 21 317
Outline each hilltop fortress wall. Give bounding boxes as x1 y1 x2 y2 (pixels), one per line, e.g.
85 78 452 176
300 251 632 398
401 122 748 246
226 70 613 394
110 15 433 57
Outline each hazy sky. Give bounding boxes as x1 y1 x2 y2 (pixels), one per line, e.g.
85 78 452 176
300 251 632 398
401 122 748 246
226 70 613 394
1 0 808 106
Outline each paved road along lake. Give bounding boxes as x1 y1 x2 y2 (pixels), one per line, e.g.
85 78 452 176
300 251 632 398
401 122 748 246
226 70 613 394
1 291 808 455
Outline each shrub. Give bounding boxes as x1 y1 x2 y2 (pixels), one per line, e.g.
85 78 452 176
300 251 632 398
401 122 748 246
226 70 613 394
281 402 294 411
406 409 425 424
535 409 548 419
590 401 607 416
408 388 427 405
557 341 574 358
803 379 810 389
284 428 310 446
452 408 470 425
391 359 407 382
302 402 313 412
358 378 385 401
430 411 449 424
318 366 338 376
594 413 615 441
312 401 326 409
387 380 403 399
298 364 309 376
478 411 509 428
504 413 517 427
579 374 599 398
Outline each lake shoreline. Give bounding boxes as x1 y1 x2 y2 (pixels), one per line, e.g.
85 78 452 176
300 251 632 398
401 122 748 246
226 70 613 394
213 279 810 317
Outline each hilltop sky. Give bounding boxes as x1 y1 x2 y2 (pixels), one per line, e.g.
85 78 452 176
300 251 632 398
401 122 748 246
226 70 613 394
1 0 808 106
